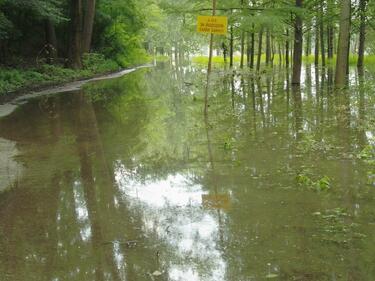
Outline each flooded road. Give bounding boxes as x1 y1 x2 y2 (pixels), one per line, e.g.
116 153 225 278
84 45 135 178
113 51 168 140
0 64 374 280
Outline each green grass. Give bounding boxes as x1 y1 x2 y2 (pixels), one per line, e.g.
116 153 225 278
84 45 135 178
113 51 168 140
302 54 375 66
192 54 375 67
0 53 120 96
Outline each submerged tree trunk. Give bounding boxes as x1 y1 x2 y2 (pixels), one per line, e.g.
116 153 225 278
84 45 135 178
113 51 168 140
357 0 367 69
82 0 96 53
292 0 303 85
69 0 83 69
335 0 351 87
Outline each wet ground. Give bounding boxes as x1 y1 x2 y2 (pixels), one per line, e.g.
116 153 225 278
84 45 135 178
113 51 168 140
0 63 374 280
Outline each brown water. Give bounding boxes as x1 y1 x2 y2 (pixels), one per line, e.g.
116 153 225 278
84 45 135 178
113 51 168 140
0 64 374 281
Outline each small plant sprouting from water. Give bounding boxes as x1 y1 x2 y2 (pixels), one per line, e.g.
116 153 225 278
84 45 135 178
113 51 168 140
296 172 331 192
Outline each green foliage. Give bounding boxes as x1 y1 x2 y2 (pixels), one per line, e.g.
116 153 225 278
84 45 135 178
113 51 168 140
0 55 119 95
296 172 331 192
358 145 375 166
95 0 149 67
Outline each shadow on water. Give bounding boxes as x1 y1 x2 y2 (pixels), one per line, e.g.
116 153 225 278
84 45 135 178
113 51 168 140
0 63 374 280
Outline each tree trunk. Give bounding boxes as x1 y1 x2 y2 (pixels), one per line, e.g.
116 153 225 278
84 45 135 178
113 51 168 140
230 25 234 68
250 30 255 69
257 28 263 72
69 0 83 69
246 33 250 67
82 0 96 53
285 29 290 68
357 0 367 69
327 25 334 59
314 21 319 66
45 19 58 64
335 0 351 87
266 29 271 66
240 30 245 68
320 1 326 66
305 22 311 57
292 0 303 85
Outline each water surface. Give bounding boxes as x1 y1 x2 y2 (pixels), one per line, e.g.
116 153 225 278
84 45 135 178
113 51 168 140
0 64 374 280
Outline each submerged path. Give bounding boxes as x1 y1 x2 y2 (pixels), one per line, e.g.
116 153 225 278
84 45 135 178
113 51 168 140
0 64 374 281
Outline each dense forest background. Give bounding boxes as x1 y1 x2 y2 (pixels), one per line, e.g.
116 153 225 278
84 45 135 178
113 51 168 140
0 0 375 94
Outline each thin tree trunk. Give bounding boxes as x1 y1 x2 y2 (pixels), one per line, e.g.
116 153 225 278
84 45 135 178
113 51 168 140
315 21 320 66
240 30 245 68
335 0 351 87
285 29 290 68
45 19 58 64
250 30 255 69
305 22 311 57
257 28 264 72
69 0 83 69
320 1 326 66
357 0 367 69
266 29 271 66
292 0 303 85
246 33 251 67
82 0 96 53
230 25 234 68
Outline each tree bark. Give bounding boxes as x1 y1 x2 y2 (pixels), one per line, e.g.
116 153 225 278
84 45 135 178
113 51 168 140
230 25 234 68
320 1 326 66
314 20 320 66
82 0 96 53
240 30 245 68
250 30 255 69
292 0 303 85
305 22 311 57
69 0 83 69
335 0 351 87
256 28 263 72
45 19 58 64
266 29 271 66
285 29 290 68
357 0 367 70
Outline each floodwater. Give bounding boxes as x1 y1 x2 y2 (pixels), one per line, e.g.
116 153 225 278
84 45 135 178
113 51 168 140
0 63 374 281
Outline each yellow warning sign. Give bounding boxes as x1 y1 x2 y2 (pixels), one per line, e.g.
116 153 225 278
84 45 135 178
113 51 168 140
197 16 228 35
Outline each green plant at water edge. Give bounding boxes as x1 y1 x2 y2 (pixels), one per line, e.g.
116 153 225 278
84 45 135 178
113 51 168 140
357 145 375 166
296 172 331 192
0 55 120 95
312 208 366 246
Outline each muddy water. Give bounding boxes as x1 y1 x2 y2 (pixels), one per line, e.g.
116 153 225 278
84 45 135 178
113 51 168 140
0 64 374 281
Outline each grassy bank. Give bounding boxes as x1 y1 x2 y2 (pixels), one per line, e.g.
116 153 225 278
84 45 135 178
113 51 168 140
0 53 120 96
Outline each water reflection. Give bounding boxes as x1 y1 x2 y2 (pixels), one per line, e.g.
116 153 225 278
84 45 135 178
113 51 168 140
0 64 374 280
